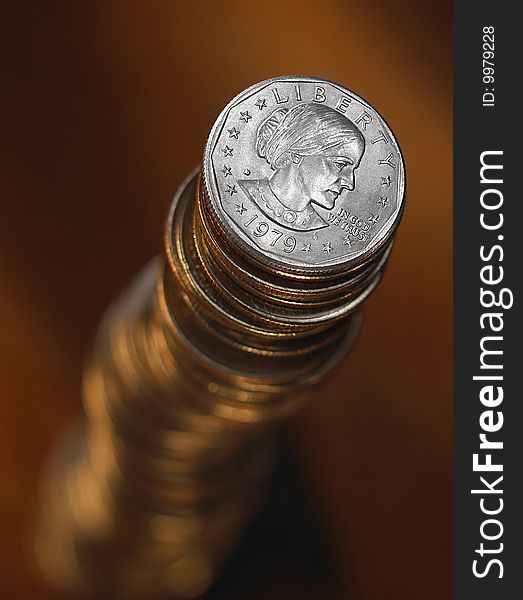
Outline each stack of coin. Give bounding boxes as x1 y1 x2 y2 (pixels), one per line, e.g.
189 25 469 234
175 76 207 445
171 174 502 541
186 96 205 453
35 76 405 599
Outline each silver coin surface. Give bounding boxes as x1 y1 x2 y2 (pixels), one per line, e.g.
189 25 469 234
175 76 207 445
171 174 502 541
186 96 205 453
203 76 405 270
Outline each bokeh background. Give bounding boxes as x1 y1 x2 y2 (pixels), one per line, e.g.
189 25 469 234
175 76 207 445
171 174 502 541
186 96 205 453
0 1 451 598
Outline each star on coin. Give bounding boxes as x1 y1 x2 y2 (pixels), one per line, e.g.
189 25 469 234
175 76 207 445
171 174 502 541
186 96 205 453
222 165 233 177
239 111 252 123
368 212 380 224
235 202 246 214
222 145 233 157
255 98 267 110
226 184 238 196
228 127 240 139
381 175 392 187
342 235 353 247
322 242 333 254
301 243 312 253
377 195 389 207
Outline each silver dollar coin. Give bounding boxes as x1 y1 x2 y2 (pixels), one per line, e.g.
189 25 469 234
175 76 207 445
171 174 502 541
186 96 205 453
202 76 405 270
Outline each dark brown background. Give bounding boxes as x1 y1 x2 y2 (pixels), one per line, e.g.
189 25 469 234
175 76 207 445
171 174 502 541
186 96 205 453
0 1 452 598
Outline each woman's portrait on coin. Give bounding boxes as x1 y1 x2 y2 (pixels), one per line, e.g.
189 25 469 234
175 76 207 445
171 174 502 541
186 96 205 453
238 103 365 231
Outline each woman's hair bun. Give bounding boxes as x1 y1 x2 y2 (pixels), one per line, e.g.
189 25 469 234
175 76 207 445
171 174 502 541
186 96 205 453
256 108 288 160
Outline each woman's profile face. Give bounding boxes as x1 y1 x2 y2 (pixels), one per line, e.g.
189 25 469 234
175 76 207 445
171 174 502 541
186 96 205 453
295 137 365 210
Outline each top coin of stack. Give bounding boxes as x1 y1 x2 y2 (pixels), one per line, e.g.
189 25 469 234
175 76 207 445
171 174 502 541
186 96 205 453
199 76 404 306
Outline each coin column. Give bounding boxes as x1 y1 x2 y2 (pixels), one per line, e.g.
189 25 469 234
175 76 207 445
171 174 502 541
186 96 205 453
35 171 367 600
36 76 405 600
